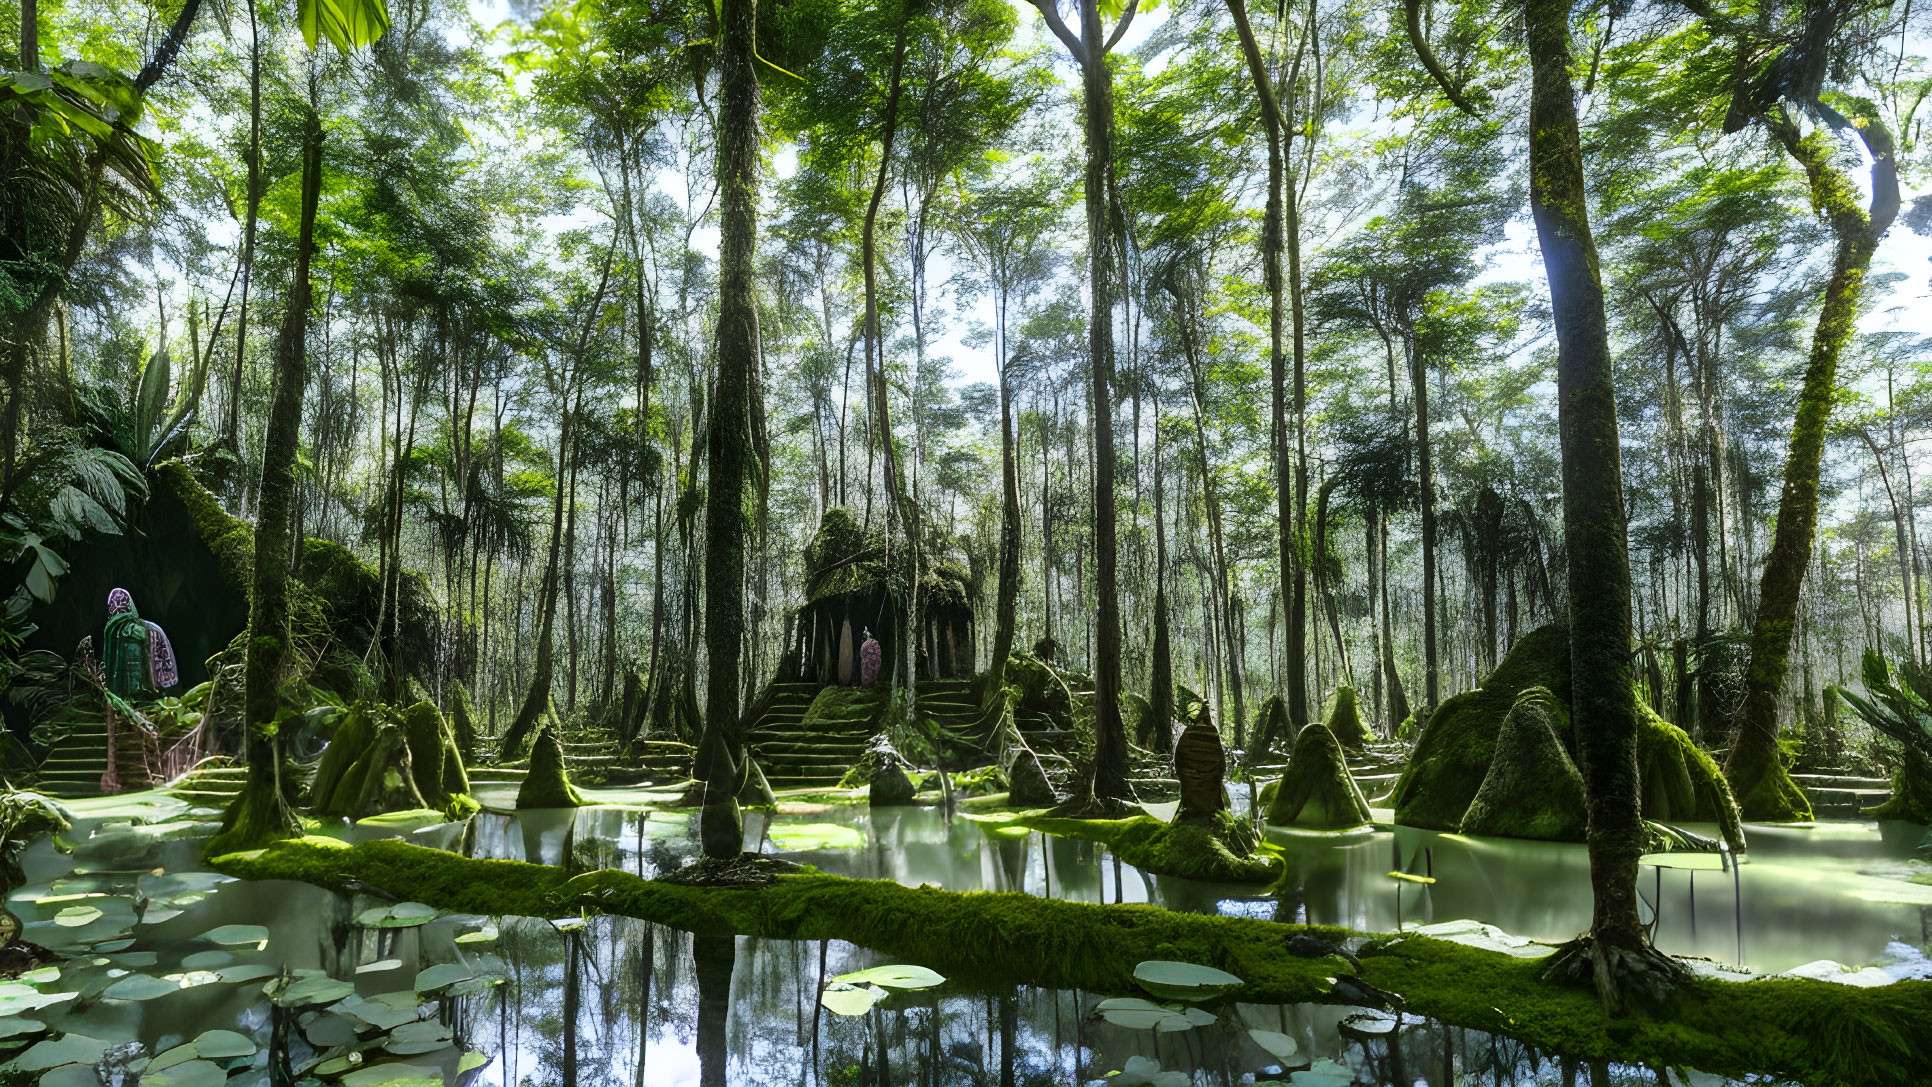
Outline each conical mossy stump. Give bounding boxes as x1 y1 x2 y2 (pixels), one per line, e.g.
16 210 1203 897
1266 722 1371 829
1458 687 1587 840
518 722 585 809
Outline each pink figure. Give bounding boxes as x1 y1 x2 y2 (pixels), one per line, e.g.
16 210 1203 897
859 629 882 686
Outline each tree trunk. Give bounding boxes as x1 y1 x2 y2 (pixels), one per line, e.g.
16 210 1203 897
210 109 322 857
501 404 572 759
1524 0 1649 966
698 0 760 860
1727 108 1882 823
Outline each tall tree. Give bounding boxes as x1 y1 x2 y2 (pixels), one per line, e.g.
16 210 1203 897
696 0 762 861
1028 0 1139 810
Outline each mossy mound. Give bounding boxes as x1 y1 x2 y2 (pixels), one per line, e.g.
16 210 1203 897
989 810 1278 883
1458 688 1587 840
1323 685 1375 749
517 723 584 809
1265 723 1370 830
218 836 1932 1087
309 702 476 821
1390 624 1744 850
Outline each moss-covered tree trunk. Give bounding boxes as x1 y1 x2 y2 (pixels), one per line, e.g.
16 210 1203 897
1078 0 1130 807
500 402 572 759
1522 0 1653 986
1727 108 1885 822
987 363 1022 696
697 0 759 861
211 109 323 857
1227 0 1291 746
1027 0 1134 808
1148 410 1174 755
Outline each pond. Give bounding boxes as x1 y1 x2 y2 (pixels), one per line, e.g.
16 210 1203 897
2 790 1927 1086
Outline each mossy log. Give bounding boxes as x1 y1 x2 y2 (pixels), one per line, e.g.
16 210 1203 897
1265 723 1371 829
1390 625 1744 851
213 836 1932 1087
1458 688 1586 840
516 722 584 809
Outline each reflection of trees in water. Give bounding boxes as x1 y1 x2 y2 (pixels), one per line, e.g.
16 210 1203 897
458 914 1643 1086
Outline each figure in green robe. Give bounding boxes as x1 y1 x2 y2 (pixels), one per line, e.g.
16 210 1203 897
102 588 177 700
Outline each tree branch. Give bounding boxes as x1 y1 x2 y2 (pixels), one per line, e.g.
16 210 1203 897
1102 0 1140 55
1029 0 1089 66
1403 0 1480 118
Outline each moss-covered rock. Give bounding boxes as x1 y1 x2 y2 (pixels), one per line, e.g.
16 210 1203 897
1458 688 1587 841
1323 685 1375 749
1390 624 1745 850
1266 723 1371 829
517 722 584 809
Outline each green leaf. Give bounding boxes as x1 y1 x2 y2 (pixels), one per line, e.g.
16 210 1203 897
297 0 391 51
1130 961 1242 1002
818 981 885 1017
831 964 944 990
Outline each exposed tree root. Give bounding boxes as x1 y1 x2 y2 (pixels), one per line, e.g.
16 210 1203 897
1539 934 1691 1014
661 852 806 888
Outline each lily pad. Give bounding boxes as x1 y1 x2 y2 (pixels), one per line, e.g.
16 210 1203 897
103 974 182 1001
179 951 234 971
143 1060 229 1087
37 1066 103 1087
356 959 403 975
191 1029 256 1059
444 973 505 997
299 1011 363 1048
1247 1028 1301 1063
214 964 279 984
0 1016 46 1040
265 971 355 1008
412 964 471 993
12 1033 109 1071
819 982 886 1017
198 924 268 948
767 823 865 851
0 983 75 1016
51 907 102 928
356 902 437 929
331 992 421 1031
453 923 498 945
830 964 944 990
146 1045 198 1073
1131 960 1243 1002
1093 996 1197 1031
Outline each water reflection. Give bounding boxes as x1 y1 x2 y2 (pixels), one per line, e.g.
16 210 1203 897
1 797 1919 1087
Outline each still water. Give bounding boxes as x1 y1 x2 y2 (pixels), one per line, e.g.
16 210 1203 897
2 791 1927 1086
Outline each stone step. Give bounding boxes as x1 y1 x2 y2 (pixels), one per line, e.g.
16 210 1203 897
751 728 875 744
1792 774 1891 790
1805 786 1891 814
765 774 849 788
753 751 862 769
469 768 530 784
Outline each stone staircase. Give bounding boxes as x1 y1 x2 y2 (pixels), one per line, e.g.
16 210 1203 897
1793 772 1892 818
748 683 882 790
166 759 247 809
34 717 111 799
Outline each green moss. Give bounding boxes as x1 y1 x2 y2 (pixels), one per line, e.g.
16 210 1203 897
309 705 378 817
1323 685 1374 749
517 722 583 809
1390 625 1745 850
448 684 479 763
1458 688 1586 841
1265 723 1370 829
977 810 1278 884
1867 746 1932 824
214 836 1932 1087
